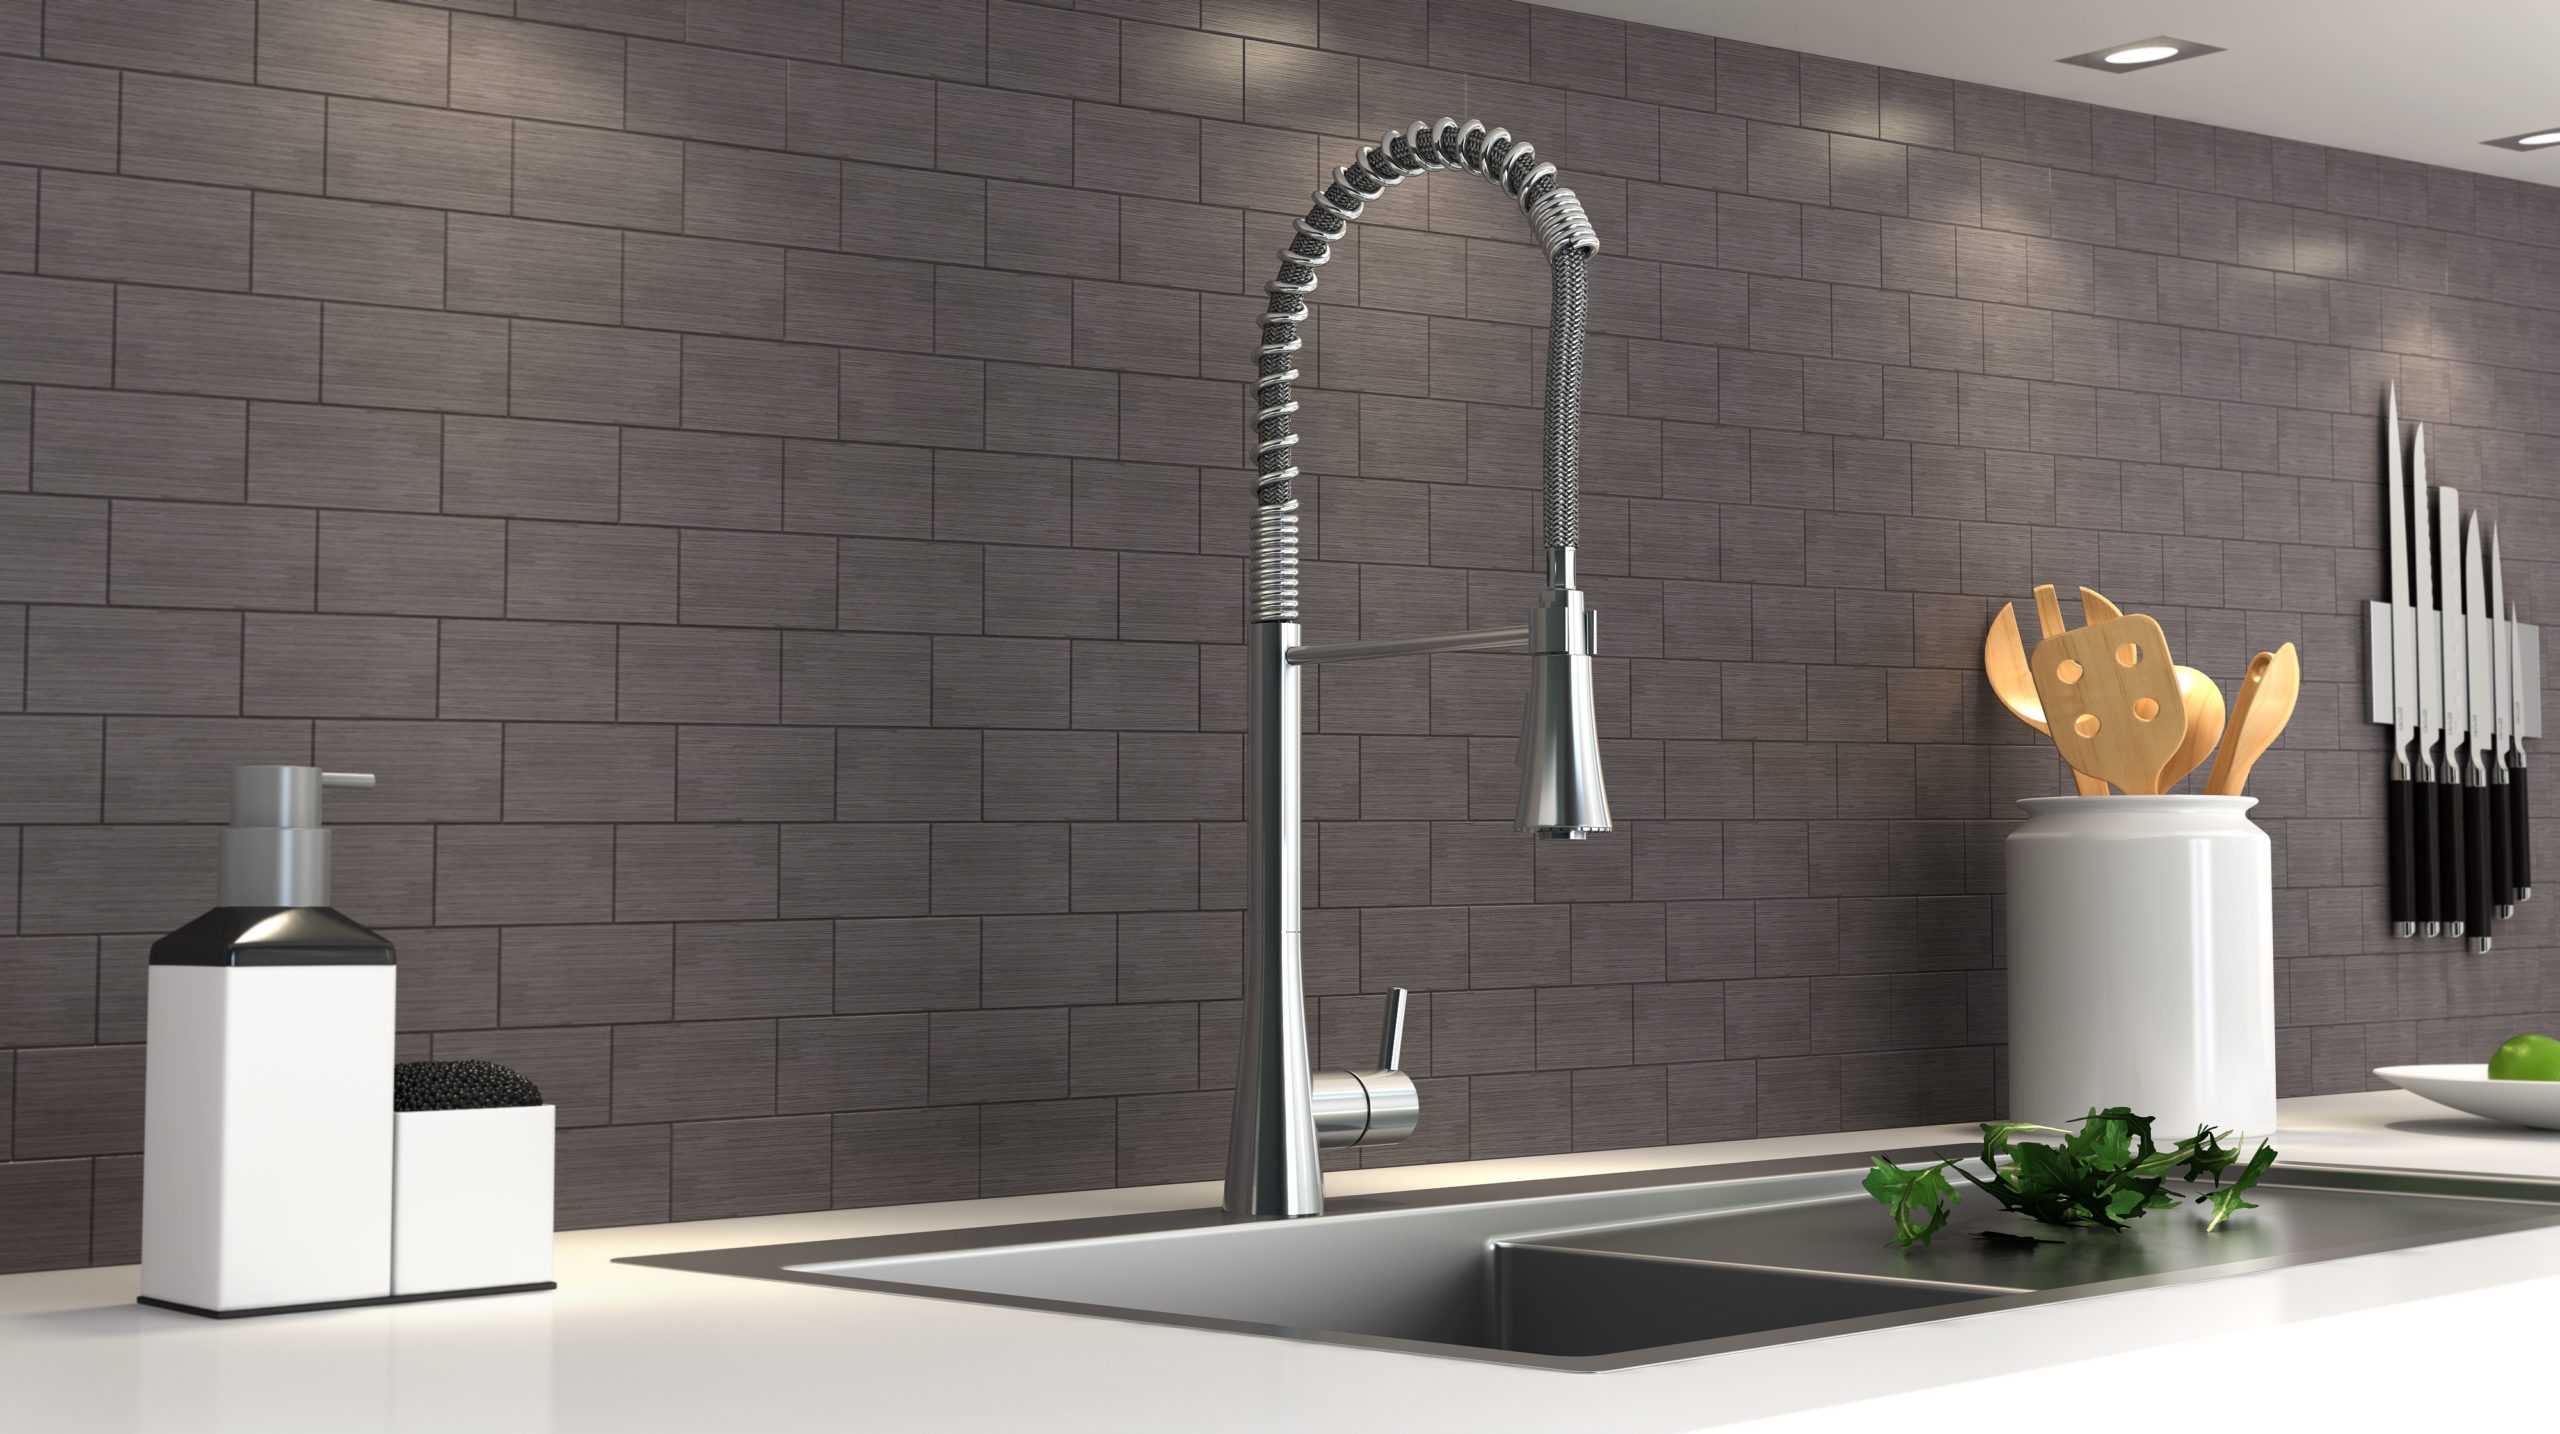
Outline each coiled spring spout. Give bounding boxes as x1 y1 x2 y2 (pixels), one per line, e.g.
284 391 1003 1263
1249 117 1597 621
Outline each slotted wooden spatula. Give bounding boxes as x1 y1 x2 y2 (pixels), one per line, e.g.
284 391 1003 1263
2027 612 2189 797
2078 587 2224 793
2032 585 2108 797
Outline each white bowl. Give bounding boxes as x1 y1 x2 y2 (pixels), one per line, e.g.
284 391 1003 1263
2375 1064 2560 1130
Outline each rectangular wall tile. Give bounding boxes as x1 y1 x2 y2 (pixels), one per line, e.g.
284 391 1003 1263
447 215 622 325
442 416 619 521
508 521 677 623
452 15 626 127
321 305 509 414
319 512 506 618
614 1019 773 1121
27 607 240 715
244 613 438 717
45 0 256 81
39 173 249 290
683 143 839 249
115 288 318 401
109 501 315 612
250 403 439 511
326 100 512 215
680 336 839 438
436 825 615 925
502 923 672 1025
120 74 325 193
439 619 618 721
260 0 451 105
253 195 445 308
510 321 682 425
513 121 684 232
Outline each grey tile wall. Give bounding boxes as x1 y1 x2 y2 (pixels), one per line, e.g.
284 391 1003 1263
4 0 2558 1273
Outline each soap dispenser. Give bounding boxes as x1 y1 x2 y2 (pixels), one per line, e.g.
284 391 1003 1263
140 766 397 1318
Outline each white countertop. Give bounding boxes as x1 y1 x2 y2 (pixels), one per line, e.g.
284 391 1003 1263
10 1090 2560 1433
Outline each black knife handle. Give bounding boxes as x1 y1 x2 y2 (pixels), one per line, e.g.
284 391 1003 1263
2490 775 2513 908
2514 762 2535 897
2387 776 2417 933
2413 774 2440 930
2466 778 2495 945
2441 778 2468 936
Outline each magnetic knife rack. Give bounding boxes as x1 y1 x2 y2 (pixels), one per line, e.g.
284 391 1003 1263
2364 388 2540 953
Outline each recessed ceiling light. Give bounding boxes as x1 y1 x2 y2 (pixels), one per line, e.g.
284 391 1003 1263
2059 36 2223 73
2486 128 2560 150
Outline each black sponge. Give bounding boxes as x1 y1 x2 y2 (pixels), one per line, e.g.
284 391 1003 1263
394 1059 544 1112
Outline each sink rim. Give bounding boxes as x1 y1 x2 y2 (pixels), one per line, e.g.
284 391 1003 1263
618 1149 2560 1374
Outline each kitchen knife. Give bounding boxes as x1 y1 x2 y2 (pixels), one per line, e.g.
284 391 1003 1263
2438 480 2468 940
2492 525 2514 918
2465 511 2495 952
2511 597 2534 905
2411 428 2444 937
2383 389 2419 937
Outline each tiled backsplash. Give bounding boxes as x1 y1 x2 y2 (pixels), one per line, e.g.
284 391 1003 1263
3 0 2557 1273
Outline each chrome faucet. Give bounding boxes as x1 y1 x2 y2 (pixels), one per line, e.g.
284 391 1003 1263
1225 119 1611 1220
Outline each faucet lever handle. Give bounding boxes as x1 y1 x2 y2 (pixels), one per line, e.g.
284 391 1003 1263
1377 987 1408 1072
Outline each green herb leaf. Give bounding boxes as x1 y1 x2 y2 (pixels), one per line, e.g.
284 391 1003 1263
1863 1156 1961 1248
2198 1140 2278 1232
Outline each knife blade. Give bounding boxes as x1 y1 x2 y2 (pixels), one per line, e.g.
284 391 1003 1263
2411 427 2443 936
2510 598 2534 905
2439 479 2469 939
2492 525 2515 918
2465 511 2495 952
2384 389 2419 937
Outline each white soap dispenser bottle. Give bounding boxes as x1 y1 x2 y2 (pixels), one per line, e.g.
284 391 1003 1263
139 766 398 1317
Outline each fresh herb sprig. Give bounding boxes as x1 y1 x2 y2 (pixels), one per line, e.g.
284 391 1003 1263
1862 1107 2277 1248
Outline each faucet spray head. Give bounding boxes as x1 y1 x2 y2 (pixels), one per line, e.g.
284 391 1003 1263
1515 582 1611 839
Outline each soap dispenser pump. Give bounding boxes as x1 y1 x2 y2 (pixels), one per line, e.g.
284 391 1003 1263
140 766 398 1318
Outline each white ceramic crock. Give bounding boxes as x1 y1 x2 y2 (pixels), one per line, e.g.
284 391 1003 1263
2005 795 2276 1139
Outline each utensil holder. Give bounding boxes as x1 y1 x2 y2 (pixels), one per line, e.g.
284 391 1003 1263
2006 796 2276 1137
390 1105 556 1298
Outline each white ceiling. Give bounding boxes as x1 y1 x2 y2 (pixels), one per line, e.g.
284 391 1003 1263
1545 0 2560 184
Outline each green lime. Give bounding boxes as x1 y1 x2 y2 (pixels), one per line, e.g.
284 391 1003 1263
2488 1033 2560 1080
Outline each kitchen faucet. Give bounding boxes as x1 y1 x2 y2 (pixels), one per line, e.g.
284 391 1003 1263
1225 118 1611 1220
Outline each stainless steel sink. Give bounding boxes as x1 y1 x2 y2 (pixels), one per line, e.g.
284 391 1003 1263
624 1151 2560 1372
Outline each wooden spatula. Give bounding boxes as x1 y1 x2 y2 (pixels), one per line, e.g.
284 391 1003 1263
2207 643 2301 797
2031 585 2109 797
2078 587 2222 793
2028 612 2189 797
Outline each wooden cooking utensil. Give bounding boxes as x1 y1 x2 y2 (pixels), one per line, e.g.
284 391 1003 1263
2028 613 2189 797
2206 643 2301 797
2162 666 2226 793
1984 603 2050 731
2032 585 2110 797
2078 586 2223 793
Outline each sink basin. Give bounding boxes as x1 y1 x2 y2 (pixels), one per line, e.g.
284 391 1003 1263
624 1152 2560 1372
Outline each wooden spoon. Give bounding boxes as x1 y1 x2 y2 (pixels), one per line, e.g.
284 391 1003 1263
2206 643 2301 797
2032 585 2109 796
2161 667 2226 793
1984 602 2050 731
